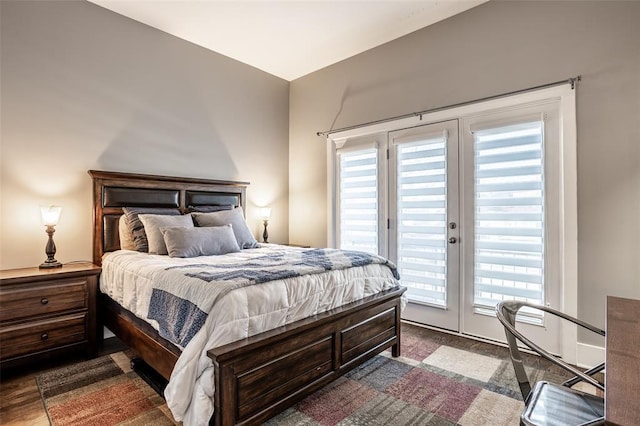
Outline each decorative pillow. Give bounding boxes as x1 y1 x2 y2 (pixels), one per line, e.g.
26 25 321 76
161 225 240 258
118 215 136 250
138 214 194 255
187 205 234 213
122 207 181 253
192 208 259 249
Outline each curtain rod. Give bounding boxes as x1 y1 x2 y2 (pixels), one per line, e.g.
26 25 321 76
316 75 581 137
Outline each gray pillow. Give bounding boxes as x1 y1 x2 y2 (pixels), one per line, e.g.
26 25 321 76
122 207 181 252
192 208 259 249
138 214 194 255
161 225 241 258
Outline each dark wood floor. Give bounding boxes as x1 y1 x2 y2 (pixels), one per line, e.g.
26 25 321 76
0 338 127 425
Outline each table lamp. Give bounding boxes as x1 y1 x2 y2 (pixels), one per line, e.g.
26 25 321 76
39 205 63 269
259 208 271 243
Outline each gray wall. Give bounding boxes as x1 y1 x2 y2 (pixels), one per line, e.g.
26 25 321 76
289 1 640 343
0 0 290 269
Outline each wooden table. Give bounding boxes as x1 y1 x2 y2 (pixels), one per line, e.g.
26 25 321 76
605 296 640 425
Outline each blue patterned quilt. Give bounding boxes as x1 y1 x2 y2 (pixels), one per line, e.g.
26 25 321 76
146 247 399 347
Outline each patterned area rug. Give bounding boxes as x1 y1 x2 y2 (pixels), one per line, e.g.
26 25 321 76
267 325 529 426
36 324 577 425
36 351 177 425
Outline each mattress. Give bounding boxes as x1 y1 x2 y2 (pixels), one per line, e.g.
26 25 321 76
100 244 403 425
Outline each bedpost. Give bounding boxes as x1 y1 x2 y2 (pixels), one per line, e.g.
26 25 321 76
392 296 402 357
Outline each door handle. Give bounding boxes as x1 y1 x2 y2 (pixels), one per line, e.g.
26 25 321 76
448 237 457 244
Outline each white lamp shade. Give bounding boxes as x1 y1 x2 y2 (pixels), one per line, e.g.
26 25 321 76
259 208 271 220
41 205 62 226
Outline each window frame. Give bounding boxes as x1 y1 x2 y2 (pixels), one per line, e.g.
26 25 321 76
329 134 388 257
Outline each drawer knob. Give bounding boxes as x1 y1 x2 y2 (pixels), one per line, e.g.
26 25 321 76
41 297 49 305
41 332 49 340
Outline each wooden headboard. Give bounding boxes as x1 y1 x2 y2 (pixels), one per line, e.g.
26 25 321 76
89 170 248 266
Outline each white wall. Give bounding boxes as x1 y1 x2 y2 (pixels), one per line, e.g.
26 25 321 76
289 1 640 344
0 0 290 269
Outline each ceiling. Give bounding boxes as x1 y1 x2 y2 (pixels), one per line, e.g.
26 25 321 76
88 0 487 81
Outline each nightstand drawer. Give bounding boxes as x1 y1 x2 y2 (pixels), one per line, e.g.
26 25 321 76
0 312 87 360
0 279 88 323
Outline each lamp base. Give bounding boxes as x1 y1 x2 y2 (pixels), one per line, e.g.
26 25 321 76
262 220 269 244
39 259 63 269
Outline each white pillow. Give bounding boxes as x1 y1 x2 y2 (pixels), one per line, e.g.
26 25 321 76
138 214 194 255
192 208 259 249
161 225 240 258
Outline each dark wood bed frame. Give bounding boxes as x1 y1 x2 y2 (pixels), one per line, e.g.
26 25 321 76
90 169 406 425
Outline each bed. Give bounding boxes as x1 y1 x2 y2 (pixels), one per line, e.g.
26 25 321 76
90 169 406 425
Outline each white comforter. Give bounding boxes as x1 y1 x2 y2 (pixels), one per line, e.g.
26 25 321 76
100 245 402 425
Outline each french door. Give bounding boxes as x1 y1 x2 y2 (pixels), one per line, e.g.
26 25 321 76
388 104 560 353
389 120 460 331
459 104 562 350
386 106 561 353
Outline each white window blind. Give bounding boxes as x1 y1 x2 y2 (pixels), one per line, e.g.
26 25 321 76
472 120 545 311
396 134 448 307
338 148 378 254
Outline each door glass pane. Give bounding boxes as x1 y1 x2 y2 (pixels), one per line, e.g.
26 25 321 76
473 121 545 312
339 148 378 254
397 136 448 306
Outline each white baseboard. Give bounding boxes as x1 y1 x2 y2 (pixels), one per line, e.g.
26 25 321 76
576 342 605 369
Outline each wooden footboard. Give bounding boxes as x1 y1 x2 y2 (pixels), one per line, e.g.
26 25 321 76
99 286 405 425
208 286 406 426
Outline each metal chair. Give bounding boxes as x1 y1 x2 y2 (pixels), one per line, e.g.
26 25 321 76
495 301 605 426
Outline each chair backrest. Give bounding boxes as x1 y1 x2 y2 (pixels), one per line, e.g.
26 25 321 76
495 300 605 402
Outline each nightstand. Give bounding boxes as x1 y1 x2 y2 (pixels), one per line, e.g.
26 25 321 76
0 262 101 368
